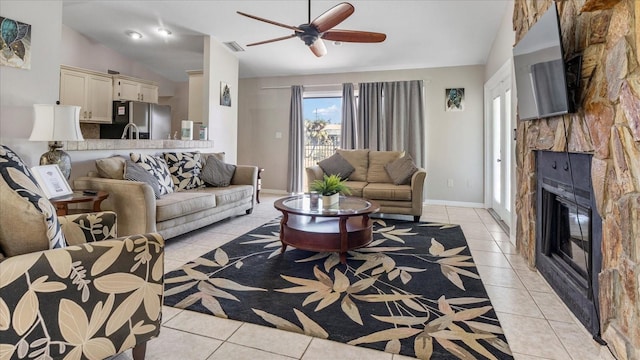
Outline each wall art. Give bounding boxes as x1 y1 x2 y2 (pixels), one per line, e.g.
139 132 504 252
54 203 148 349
0 16 31 69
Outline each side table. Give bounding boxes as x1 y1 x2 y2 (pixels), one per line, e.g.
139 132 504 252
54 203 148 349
257 168 264 203
50 190 109 216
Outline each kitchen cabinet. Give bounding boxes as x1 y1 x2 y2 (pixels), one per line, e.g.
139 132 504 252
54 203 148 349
59 65 113 124
113 75 158 103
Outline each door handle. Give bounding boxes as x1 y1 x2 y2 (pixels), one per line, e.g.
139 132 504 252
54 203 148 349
497 159 501 162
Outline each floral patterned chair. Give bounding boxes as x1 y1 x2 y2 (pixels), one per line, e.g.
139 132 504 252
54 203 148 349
0 145 164 360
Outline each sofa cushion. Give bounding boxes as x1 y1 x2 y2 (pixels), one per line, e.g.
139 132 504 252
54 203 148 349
318 152 354 179
163 151 204 191
130 153 174 195
342 181 367 198
0 145 66 257
363 183 412 201
385 154 418 185
155 190 217 222
201 185 254 206
336 149 369 181
95 156 126 180
201 155 236 187
124 159 162 199
367 151 404 183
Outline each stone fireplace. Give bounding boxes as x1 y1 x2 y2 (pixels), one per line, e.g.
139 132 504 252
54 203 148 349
514 0 640 359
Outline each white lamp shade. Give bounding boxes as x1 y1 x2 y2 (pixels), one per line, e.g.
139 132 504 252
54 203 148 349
29 104 84 141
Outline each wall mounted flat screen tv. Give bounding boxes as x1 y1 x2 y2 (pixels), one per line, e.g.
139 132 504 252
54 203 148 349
513 4 579 121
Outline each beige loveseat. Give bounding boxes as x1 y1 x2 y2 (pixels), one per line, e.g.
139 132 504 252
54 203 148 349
306 149 426 221
74 154 257 240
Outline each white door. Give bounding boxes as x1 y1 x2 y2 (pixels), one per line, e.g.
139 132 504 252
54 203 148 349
485 61 513 228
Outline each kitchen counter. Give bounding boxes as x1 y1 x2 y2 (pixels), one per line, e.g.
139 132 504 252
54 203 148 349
62 139 214 151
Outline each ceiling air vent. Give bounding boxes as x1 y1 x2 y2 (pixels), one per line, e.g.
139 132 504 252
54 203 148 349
224 41 245 52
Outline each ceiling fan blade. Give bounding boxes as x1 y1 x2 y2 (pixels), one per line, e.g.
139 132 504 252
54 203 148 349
311 2 354 33
309 39 327 57
322 29 387 43
237 11 302 32
246 34 297 47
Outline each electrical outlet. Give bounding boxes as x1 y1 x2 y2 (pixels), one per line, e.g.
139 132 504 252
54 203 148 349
275 131 282 139
447 179 454 188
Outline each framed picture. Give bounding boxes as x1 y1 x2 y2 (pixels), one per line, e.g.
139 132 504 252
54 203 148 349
220 82 231 107
31 165 73 199
0 16 32 70
445 88 465 111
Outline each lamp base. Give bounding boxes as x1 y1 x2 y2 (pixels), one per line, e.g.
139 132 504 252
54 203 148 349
40 142 71 179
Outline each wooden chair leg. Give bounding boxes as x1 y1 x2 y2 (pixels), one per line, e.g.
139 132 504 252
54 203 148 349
132 342 147 360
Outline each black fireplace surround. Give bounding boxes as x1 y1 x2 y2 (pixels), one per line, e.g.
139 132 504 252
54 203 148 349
535 150 602 336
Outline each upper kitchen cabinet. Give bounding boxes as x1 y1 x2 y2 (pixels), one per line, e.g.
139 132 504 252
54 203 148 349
113 75 158 103
60 65 113 124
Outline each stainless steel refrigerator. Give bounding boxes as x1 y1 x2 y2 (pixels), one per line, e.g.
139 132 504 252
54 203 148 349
100 101 172 140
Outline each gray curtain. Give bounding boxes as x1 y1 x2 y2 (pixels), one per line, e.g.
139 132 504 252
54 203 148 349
287 85 304 193
357 82 384 149
340 83 357 149
383 80 425 168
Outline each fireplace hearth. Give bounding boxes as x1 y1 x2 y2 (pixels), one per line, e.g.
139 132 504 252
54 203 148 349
535 150 602 336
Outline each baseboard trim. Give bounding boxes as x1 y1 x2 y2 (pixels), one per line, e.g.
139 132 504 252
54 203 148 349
423 200 486 208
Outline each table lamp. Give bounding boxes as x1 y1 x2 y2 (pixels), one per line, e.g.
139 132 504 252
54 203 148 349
29 104 83 179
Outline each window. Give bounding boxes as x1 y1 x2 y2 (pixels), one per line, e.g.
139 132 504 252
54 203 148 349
303 96 342 169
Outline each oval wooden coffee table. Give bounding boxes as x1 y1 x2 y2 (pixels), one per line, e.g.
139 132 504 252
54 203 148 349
274 195 380 264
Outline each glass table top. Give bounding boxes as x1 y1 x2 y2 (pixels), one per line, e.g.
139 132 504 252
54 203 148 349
274 194 379 217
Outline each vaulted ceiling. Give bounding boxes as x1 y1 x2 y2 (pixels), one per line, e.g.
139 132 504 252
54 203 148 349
62 1 511 82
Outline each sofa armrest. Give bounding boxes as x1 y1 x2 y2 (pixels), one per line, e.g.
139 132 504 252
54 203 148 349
410 168 427 215
231 165 258 206
0 233 165 359
305 165 324 189
74 176 157 237
59 211 118 246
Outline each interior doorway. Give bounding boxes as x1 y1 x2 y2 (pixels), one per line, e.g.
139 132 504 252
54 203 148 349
484 60 513 232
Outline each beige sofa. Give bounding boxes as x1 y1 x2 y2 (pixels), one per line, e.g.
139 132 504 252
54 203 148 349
74 155 257 240
306 149 426 221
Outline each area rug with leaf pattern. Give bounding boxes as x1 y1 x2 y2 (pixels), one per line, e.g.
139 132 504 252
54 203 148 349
163 218 514 359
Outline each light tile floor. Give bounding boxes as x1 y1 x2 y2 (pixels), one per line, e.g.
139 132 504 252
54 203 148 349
112 194 614 360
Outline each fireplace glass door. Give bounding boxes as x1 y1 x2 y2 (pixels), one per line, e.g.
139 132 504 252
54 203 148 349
553 197 591 283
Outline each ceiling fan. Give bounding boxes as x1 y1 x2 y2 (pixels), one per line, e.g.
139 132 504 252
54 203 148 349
237 1 386 57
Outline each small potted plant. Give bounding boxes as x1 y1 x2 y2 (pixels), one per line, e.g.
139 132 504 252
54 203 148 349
310 174 351 207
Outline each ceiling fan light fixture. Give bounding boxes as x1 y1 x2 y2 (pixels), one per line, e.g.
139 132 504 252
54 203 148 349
157 28 172 36
126 30 143 40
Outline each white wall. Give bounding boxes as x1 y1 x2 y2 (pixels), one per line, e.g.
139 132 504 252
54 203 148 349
485 1 516 81
203 36 239 163
0 1 63 166
238 66 486 204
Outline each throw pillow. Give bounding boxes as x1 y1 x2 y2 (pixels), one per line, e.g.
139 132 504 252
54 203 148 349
384 154 419 185
163 152 204 191
0 145 66 256
95 156 126 180
201 155 236 187
318 152 355 179
130 153 174 195
124 159 162 199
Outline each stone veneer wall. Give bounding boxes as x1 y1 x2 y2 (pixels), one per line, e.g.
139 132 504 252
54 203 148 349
513 0 640 359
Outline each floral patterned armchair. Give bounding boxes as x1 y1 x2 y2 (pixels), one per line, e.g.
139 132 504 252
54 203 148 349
0 145 164 360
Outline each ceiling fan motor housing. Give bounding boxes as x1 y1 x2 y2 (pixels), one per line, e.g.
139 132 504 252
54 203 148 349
297 24 320 45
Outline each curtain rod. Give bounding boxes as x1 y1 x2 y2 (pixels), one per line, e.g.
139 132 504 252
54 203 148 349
261 83 344 90
260 80 431 90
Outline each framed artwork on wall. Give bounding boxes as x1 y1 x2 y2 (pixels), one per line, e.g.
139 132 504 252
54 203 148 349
0 16 32 69
220 82 231 107
445 88 465 112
